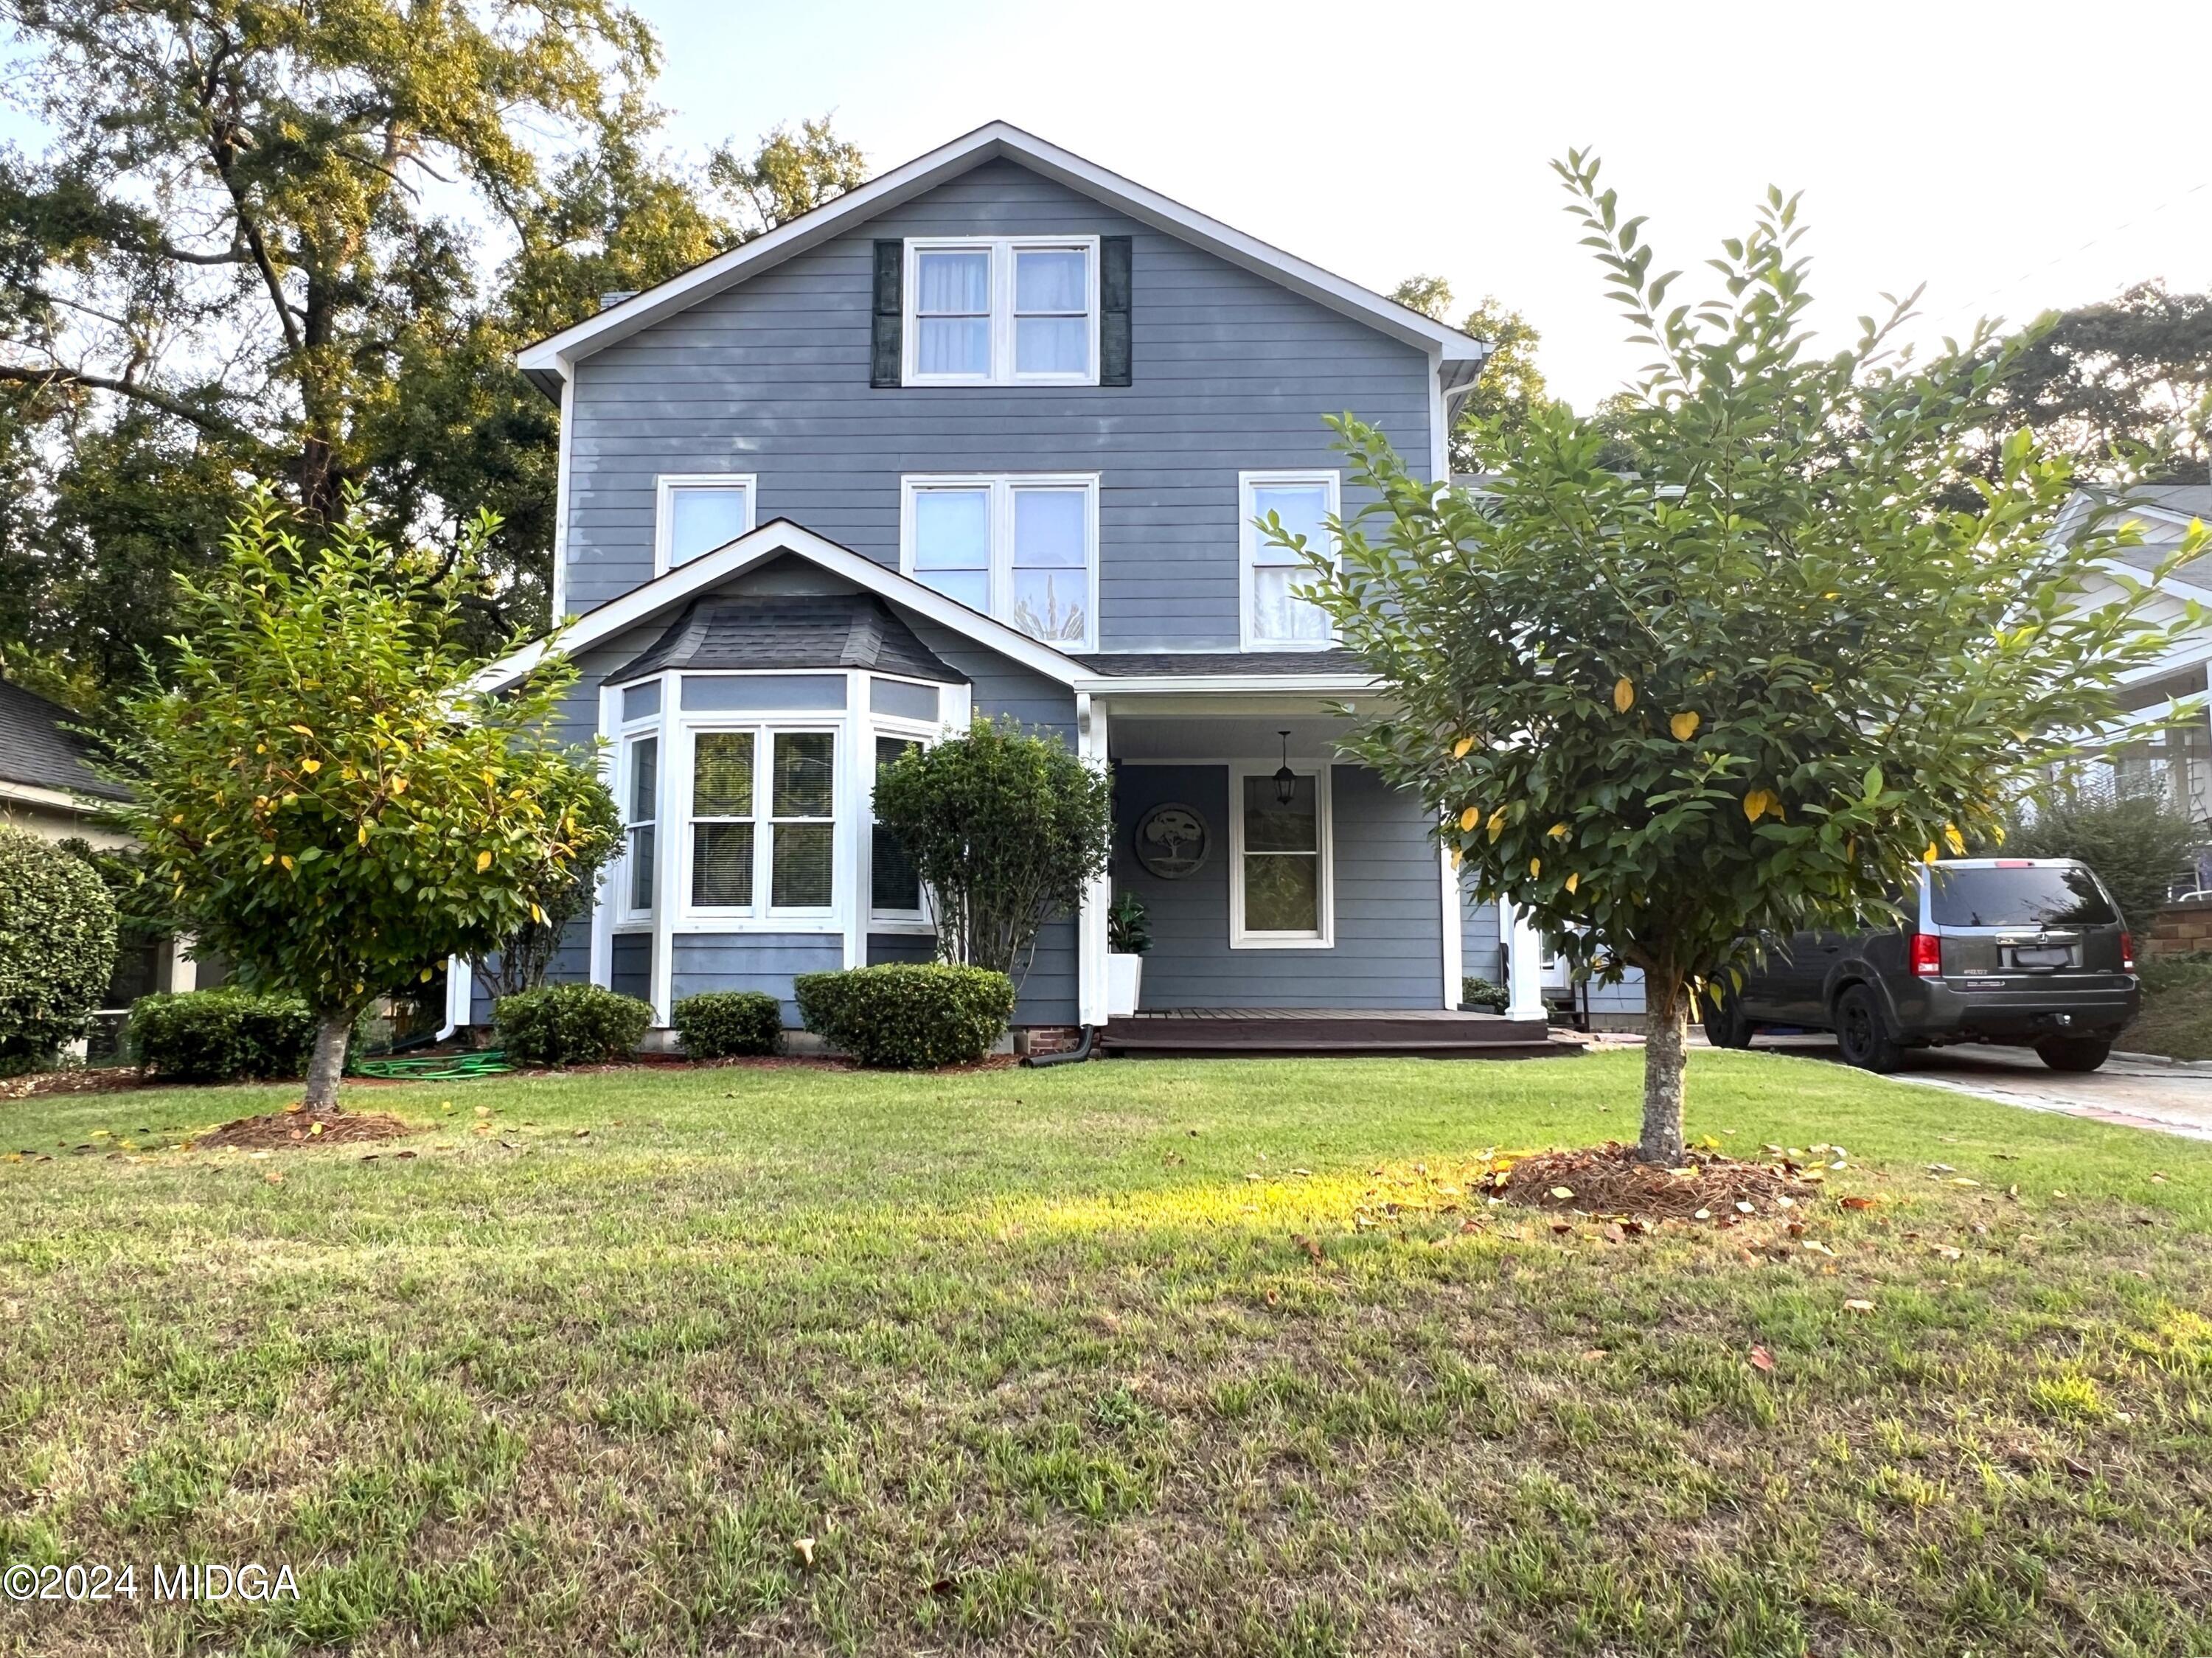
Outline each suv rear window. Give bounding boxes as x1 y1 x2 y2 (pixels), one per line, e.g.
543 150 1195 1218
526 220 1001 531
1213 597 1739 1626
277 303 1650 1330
1927 865 2115 927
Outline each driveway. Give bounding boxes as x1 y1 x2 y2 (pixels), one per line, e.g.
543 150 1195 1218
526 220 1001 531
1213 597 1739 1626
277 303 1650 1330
1740 1034 2212 1141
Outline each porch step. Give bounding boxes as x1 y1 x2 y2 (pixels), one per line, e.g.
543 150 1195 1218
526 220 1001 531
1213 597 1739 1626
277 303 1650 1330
1098 1010 1577 1060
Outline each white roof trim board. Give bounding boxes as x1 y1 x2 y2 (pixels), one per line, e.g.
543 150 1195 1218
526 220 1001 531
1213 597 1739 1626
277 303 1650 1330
475 519 1389 698
516 120 1485 386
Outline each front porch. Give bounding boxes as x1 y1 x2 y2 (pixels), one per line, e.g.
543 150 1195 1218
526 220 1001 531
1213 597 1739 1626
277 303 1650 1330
1099 1006 1566 1059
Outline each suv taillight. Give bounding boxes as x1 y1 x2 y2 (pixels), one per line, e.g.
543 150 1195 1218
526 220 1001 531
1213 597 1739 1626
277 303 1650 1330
1910 933 1943 978
2121 931 2135 973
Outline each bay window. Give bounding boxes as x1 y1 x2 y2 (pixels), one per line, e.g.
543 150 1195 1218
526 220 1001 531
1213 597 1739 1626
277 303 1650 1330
619 731 659 923
902 474 1097 648
869 736 925 921
684 728 839 916
903 237 1099 386
1240 471 1340 650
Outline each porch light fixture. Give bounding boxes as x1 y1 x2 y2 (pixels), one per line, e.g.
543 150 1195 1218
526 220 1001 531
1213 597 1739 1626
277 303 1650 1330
1273 731 1298 806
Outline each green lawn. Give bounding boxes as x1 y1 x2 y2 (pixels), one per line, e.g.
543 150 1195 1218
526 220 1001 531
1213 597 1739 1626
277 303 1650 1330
3 1050 2209 1657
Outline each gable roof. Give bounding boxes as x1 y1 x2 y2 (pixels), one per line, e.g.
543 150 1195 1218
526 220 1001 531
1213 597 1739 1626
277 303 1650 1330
0 679 128 803
2056 483 2212 588
516 121 1486 397
478 518 1093 693
608 594 968 686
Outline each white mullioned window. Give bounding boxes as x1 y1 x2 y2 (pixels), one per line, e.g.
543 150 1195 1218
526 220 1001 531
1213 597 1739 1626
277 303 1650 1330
868 734 927 924
903 237 1100 386
655 474 757 575
1228 762 1334 948
616 701 662 927
684 727 839 916
1239 470 1340 651
900 473 1099 649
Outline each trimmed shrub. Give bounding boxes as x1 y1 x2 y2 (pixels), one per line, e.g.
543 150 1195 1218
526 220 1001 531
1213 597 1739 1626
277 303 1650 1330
0 826 119 1073
793 963 1015 1069
1460 975 1507 1013
495 983 653 1067
672 990 783 1059
128 989 316 1081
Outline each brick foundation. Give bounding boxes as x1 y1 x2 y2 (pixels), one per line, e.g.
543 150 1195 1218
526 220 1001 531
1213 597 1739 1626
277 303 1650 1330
1017 1025 1083 1056
2144 897 2212 958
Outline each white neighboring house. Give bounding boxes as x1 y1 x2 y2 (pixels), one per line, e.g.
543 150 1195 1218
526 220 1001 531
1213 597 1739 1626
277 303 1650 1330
2057 483 2212 885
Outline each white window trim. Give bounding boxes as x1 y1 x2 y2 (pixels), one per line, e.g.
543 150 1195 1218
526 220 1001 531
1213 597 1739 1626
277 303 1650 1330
864 714 939 932
614 715 664 931
1239 469 1342 653
1227 761 1335 949
898 473 1101 652
653 473 758 577
678 721 842 925
902 237 1102 388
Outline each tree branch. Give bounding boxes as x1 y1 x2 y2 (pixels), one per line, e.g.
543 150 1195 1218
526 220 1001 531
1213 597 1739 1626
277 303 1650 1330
0 360 249 442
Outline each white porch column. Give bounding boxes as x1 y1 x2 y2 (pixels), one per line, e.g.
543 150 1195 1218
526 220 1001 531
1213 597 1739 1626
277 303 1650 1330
1077 693 1113 1027
167 934 198 995
1500 896 1546 1021
590 682 619 989
1438 851 1464 1009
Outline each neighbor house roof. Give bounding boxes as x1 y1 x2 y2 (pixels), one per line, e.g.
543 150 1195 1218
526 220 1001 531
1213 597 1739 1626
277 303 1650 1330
515 121 1487 397
608 595 969 686
0 680 127 805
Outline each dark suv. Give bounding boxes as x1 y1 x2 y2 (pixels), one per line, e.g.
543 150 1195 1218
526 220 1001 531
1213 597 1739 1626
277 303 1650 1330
1704 858 2139 1073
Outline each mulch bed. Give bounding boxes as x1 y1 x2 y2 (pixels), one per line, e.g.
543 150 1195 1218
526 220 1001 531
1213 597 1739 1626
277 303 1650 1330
195 1106 417 1150
1486 1140 1822 1223
0 1067 151 1101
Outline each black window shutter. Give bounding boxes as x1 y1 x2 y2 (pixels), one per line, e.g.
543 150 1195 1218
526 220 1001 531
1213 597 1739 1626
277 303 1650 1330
870 240 902 388
1100 235 1133 387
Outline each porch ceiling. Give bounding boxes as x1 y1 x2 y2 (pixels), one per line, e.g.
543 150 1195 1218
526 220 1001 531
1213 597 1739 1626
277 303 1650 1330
1110 711 1368 762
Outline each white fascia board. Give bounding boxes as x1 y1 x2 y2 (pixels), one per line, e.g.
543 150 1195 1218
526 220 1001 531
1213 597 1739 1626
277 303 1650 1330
0 777 102 813
1069 672 1377 695
517 122 1484 380
2092 555 2212 608
474 519 1088 694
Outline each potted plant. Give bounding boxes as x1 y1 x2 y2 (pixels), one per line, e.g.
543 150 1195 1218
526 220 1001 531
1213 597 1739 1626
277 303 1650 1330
1106 892 1150 1017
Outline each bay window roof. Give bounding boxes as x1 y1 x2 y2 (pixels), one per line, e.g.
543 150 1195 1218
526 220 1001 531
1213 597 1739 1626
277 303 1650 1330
608 595 969 686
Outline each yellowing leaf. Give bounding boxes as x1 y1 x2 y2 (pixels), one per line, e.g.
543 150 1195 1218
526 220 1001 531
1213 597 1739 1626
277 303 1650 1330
288 724 313 736
279 855 295 871
1613 677 1635 713
1459 806 1481 832
1744 789 1773 823
1486 807 1507 843
1565 872 1579 894
1923 842 1940 863
1529 857 1542 877
476 849 493 872
390 776 408 795
1943 823 1966 856
1670 711 1700 741
1450 847 1463 869
530 902 546 924
262 853 274 866
1548 821 1569 840
301 758 321 774
356 824 369 846
1453 736 1474 759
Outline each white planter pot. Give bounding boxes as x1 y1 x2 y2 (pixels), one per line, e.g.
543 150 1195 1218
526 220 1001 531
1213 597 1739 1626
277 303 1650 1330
1107 953 1144 1018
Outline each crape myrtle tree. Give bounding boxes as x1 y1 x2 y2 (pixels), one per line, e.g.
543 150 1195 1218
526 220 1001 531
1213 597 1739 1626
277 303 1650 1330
111 490 617 1109
1288 153 2201 1164
870 717 1113 992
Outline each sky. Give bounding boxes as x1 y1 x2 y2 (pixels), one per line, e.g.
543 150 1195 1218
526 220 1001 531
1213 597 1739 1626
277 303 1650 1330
631 0 2212 410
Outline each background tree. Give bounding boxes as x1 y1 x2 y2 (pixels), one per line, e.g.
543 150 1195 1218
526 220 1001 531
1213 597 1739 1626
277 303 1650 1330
1311 158 2194 1163
1390 275 1554 472
0 824 116 1073
0 0 864 699
1973 281 2212 486
109 490 617 1110
2003 781 2203 930
870 718 1112 990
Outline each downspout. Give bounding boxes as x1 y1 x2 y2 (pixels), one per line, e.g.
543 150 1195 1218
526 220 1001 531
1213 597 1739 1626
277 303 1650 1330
1023 1023 1096 1067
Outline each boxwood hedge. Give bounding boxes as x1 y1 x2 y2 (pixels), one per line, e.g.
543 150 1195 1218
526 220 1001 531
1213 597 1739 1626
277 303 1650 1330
793 963 1014 1069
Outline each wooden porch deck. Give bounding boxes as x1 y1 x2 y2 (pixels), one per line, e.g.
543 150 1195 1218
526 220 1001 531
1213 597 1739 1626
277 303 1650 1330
1099 1007 1579 1061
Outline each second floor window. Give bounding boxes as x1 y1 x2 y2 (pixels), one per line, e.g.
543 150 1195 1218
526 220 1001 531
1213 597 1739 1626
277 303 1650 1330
655 475 756 574
902 474 1098 649
1241 471 1340 651
904 238 1099 386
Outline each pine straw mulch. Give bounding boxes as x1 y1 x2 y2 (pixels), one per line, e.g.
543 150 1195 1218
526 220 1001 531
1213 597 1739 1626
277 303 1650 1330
195 1104 417 1151
1353 1140 1838 1234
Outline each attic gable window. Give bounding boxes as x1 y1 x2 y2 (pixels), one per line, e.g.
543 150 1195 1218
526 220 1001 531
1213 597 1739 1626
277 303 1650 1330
902 237 1099 386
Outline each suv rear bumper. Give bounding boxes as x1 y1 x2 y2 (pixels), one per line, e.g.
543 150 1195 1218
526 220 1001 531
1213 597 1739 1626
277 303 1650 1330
1887 978 2138 1043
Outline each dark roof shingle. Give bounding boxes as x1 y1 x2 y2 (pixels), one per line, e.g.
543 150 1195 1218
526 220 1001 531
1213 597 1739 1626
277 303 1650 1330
608 595 969 686
0 680 128 801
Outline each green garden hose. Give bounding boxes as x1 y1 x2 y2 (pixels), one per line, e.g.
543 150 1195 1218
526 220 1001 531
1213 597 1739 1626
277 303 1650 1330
349 1050 515 1081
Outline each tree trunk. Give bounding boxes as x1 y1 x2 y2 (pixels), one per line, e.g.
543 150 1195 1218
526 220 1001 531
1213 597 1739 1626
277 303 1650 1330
304 1011 351 1113
1639 974 1688 1165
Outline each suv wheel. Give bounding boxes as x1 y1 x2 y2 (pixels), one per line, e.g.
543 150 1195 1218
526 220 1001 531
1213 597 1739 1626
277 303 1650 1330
1701 993 1753 1050
2036 1036 2112 1073
1834 984 1907 1073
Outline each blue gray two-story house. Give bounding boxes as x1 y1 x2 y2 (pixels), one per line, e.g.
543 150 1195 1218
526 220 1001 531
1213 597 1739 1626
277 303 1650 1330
473 122 1551 1042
